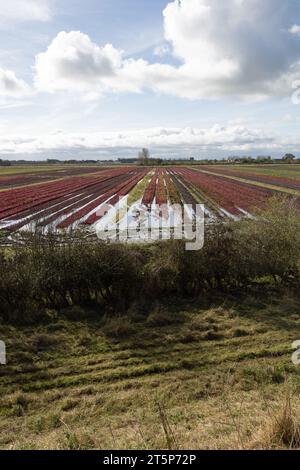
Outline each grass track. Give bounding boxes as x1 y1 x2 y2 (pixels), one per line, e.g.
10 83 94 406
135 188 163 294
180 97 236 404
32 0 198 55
0 292 299 450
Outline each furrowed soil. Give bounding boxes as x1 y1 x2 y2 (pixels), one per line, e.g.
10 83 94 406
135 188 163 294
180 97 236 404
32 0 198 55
0 291 300 450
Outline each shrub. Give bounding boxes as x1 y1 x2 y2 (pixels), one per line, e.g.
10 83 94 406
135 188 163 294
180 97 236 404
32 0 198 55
233 196 300 283
0 196 299 324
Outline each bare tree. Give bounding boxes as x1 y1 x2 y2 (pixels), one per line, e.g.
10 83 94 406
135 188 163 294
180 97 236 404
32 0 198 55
138 148 150 165
283 153 296 163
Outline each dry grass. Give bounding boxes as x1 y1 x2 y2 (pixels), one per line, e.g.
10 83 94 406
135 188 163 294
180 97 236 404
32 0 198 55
0 293 300 450
250 392 300 449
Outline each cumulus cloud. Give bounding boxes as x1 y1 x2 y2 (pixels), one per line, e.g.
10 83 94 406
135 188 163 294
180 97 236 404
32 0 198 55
34 31 172 97
0 69 31 98
35 32 123 93
0 0 51 23
0 125 295 158
33 0 300 100
289 24 300 36
162 0 300 97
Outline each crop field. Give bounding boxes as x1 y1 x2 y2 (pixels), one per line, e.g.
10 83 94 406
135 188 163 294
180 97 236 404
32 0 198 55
1 164 300 451
0 164 299 237
198 164 300 192
205 164 300 181
0 166 109 190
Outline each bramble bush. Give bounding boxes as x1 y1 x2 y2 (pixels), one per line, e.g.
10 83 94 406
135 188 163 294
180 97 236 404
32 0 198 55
0 197 299 324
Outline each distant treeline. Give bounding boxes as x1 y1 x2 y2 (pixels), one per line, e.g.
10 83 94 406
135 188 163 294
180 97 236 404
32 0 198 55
1 153 299 166
134 153 299 165
0 197 299 324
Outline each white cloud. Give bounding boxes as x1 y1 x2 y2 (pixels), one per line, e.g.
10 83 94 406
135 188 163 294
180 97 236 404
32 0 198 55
34 31 156 96
289 24 300 36
33 0 300 100
153 44 170 57
0 0 51 23
161 0 300 98
35 31 123 94
0 124 295 158
0 69 31 98
34 31 174 97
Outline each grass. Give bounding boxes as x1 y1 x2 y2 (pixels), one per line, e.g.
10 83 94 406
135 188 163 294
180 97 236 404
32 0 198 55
127 172 153 207
112 172 153 225
0 291 299 450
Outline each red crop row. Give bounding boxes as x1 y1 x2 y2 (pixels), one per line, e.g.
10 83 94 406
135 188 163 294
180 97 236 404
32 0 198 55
2 168 143 231
0 166 106 189
174 168 270 215
5 171 124 223
0 168 133 221
0 175 102 218
141 171 158 206
38 172 134 229
155 170 168 205
84 169 149 225
2 164 290 233
62 169 148 228
83 174 148 225
201 166 300 191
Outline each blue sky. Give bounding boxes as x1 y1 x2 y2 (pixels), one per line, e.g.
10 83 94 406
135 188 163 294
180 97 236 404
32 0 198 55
1 0 300 160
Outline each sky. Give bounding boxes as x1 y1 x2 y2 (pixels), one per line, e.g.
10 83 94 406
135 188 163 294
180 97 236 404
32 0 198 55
1 0 300 160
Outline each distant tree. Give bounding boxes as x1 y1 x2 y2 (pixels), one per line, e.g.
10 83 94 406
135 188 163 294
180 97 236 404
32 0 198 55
256 156 272 164
283 153 296 163
150 158 163 166
0 159 11 167
138 148 150 166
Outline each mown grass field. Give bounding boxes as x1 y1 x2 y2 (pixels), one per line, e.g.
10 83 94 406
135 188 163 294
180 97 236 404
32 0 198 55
1 290 299 450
